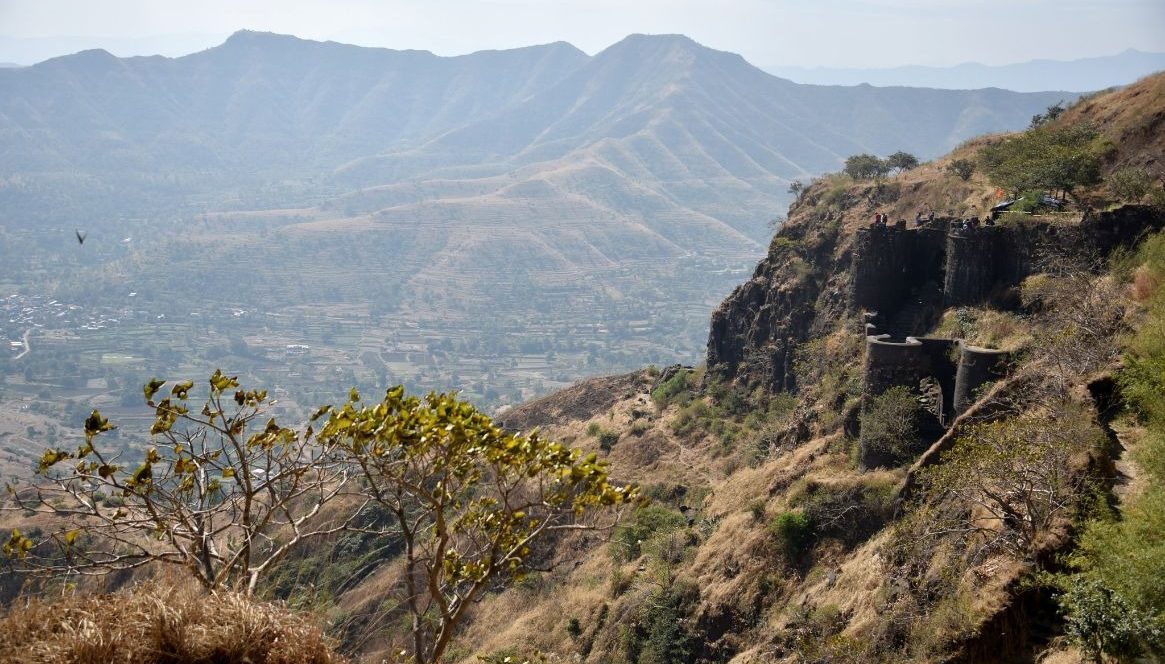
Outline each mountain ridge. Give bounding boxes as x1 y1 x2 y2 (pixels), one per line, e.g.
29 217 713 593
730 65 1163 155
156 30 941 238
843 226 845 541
0 31 1086 418
0 31 1073 184
768 47 1165 92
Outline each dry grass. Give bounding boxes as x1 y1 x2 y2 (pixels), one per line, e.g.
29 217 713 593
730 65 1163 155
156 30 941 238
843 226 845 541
0 579 344 664
932 306 1032 351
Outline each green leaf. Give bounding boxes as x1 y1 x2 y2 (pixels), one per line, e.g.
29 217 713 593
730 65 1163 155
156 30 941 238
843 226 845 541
83 410 114 438
209 369 239 393
37 449 71 472
171 380 194 400
132 463 152 483
143 378 166 404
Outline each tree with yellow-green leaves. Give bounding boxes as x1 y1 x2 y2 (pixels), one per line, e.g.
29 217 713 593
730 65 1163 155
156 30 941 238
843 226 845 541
3 370 363 595
3 373 638 664
313 387 639 664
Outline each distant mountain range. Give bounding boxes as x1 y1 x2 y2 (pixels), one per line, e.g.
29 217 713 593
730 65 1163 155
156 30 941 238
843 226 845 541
0 30 1073 235
0 32 1084 406
766 48 1165 92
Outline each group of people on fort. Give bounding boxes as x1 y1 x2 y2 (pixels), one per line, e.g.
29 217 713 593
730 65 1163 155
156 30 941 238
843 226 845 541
952 215 994 230
871 212 908 229
869 209 994 230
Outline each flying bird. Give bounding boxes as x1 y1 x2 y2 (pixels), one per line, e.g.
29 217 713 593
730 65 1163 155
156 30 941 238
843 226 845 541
75 230 87 245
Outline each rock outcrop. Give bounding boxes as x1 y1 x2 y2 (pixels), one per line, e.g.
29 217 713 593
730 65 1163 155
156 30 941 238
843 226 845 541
705 209 850 392
708 204 1165 393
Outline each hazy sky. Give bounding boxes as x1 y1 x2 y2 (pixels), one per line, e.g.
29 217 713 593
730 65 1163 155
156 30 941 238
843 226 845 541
1 0 1162 68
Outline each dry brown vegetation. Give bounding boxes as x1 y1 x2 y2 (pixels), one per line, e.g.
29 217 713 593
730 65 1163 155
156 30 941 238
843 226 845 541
0 579 343 664
3 70 1162 664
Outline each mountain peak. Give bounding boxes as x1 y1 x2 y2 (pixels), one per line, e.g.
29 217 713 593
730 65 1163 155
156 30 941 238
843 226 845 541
35 47 119 71
223 29 297 45
603 33 704 55
595 33 747 70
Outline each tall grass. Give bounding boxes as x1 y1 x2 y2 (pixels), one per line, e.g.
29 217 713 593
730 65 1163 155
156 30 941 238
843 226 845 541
0 579 343 664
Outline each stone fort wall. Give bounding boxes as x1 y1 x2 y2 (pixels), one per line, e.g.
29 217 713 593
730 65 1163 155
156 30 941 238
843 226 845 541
850 205 1165 315
859 332 1010 469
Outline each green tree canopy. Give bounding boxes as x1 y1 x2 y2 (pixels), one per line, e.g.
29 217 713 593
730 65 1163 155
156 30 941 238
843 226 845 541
314 386 638 664
844 153 890 180
947 158 975 181
978 123 1102 198
886 150 920 174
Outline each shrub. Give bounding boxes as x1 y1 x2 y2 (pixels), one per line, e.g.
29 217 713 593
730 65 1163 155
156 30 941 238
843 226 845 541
586 422 602 436
770 235 799 253
622 580 700 664
598 430 620 452
1060 577 1163 660
947 158 975 181
769 510 814 559
566 617 583 639
610 505 687 562
651 370 693 407
669 400 713 436
609 568 633 597
860 386 921 466
794 480 896 549
748 499 767 522
1109 166 1153 202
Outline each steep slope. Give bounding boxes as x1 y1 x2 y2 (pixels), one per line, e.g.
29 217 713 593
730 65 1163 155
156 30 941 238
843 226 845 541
708 71 1165 392
330 74 1164 664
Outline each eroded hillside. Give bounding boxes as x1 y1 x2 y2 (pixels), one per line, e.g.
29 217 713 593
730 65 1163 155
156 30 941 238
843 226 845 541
334 72 1164 664
3 74 1164 664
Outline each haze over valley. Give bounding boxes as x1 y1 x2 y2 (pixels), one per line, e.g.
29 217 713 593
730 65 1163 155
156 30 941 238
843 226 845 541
0 30 1075 471
3 1 1165 659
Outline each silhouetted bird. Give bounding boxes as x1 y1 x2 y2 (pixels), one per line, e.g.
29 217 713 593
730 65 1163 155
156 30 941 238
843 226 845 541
75 230 87 245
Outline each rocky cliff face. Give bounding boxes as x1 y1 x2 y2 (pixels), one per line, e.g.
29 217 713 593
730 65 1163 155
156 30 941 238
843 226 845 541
705 204 853 392
707 188 1165 395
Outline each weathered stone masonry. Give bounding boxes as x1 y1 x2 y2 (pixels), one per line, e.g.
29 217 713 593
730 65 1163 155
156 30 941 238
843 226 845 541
851 205 1164 468
859 332 1009 468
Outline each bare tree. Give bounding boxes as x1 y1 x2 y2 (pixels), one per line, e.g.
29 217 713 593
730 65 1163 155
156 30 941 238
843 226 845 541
3 371 363 595
1022 249 1128 398
924 408 1101 559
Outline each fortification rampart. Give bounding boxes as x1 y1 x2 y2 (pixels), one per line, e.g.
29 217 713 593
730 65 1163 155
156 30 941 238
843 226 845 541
952 345 1010 415
852 205 1165 317
943 227 1004 306
850 225 945 316
859 330 1006 469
